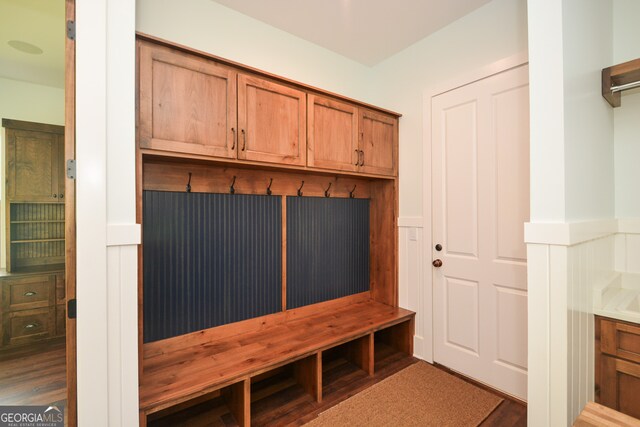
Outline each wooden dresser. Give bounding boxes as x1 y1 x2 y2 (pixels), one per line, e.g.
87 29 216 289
1 119 66 350
0 268 65 348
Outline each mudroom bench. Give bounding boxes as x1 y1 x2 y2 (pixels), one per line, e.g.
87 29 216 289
139 295 415 426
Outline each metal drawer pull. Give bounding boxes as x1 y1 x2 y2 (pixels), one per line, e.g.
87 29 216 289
23 291 37 297
24 323 39 330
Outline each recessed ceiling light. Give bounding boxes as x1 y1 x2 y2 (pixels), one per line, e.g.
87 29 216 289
8 40 43 55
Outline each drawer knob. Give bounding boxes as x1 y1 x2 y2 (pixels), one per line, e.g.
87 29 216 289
24 323 39 330
23 291 37 297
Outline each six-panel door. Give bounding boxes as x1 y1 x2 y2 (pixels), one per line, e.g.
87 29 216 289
237 74 307 166
138 43 238 159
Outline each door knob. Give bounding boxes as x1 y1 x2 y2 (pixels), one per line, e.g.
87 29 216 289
432 259 443 268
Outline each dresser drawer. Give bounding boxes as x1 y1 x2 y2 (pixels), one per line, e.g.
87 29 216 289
1 274 56 312
601 318 640 364
2 307 55 347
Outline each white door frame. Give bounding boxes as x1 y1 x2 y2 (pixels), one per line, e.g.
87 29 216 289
421 52 529 363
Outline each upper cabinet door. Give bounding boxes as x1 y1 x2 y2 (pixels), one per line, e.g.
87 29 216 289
6 128 62 202
307 95 359 172
237 74 306 166
358 109 398 176
138 43 237 159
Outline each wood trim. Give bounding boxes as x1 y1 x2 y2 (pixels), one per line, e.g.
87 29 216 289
281 196 287 311
135 32 402 118
64 0 77 425
141 149 397 181
1 119 64 135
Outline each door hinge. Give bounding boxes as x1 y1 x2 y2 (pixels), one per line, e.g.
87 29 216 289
66 159 76 179
66 20 75 40
67 299 77 319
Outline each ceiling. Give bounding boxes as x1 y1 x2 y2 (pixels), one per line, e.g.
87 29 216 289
0 0 65 88
212 0 492 66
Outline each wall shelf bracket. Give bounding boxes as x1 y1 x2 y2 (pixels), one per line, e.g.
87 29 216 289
602 58 640 108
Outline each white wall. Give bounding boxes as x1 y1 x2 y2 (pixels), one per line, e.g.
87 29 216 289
0 77 64 269
370 0 528 218
527 0 615 425
136 0 375 105
613 0 640 219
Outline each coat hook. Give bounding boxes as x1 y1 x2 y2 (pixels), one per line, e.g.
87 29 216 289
297 180 305 197
186 172 192 193
349 185 357 198
266 178 273 196
229 176 236 194
324 182 332 198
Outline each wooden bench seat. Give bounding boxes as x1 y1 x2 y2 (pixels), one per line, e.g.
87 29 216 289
139 296 415 425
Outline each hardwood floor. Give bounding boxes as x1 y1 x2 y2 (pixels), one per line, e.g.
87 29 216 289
150 343 527 426
0 338 66 407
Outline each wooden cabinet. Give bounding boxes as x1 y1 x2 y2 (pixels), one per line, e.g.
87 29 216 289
4 120 65 202
138 42 237 159
237 74 306 166
358 109 397 176
0 272 65 348
307 96 398 176
307 95 359 172
137 39 399 176
596 316 640 419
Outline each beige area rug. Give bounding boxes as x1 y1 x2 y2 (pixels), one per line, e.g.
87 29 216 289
305 362 503 427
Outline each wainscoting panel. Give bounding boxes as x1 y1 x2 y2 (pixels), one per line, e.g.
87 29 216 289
286 197 370 309
527 231 615 426
398 223 425 360
142 191 282 342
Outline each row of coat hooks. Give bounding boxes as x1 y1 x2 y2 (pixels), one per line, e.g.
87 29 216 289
185 173 357 198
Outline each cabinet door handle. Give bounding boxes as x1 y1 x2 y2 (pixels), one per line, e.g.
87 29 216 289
23 291 37 297
241 129 246 151
231 127 236 150
24 323 39 330
354 149 359 166
360 150 365 166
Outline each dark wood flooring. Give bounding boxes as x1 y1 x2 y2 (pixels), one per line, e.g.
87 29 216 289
150 342 527 426
0 338 67 407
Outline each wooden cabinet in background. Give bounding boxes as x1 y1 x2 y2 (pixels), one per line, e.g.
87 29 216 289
0 272 64 348
138 42 238 159
358 109 397 176
307 94 359 172
4 119 65 202
595 316 640 419
237 74 306 166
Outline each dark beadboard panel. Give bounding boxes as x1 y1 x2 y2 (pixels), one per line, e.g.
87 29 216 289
286 197 370 309
143 191 282 343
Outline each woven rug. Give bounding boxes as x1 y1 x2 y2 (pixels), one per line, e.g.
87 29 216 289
305 362 503 427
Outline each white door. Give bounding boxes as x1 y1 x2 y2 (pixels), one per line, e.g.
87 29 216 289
431 64 530 400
